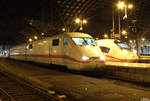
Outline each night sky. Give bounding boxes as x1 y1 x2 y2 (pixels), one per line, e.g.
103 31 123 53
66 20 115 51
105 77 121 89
0 0 41 44
0 0 150 45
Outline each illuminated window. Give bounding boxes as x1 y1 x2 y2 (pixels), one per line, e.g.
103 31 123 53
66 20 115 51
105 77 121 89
63 38 68 46
84 38 96 46
72 38 85 45
100 47 110 53
72 37 96 46
52 39 59 46
115 40 131 50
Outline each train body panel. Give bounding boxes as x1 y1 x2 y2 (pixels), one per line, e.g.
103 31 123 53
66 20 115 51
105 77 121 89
26 38 51 64
9 32 105 71
96 39 139 62
9 44 26 60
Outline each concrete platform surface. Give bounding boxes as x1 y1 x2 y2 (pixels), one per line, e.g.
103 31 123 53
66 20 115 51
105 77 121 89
106 61 150 68
0 59 150 101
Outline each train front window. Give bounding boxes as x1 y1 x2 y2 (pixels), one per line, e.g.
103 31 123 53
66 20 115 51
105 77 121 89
72 37 96 46
114 40 131 50
84 38 96 46
116 43 130 50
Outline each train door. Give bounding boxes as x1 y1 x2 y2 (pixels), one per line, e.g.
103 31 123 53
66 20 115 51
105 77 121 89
49 41 52 64
51 38 63 65
26 43 33 61
62 37 71 66
25 45 27 61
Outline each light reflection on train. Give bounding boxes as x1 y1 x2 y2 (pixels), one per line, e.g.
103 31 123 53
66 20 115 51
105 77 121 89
96 39 139 62
9 32 105 71
0 50 9 57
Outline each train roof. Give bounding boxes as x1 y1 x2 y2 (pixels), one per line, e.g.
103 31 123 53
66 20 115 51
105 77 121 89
10 44 26 49
38 32 93 40
96 39 117 46
64 32 93 38
96 39 115 43
10 32 93 49
96 39 127 44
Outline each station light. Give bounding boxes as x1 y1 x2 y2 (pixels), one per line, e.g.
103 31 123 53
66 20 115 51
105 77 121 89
141 38 145 41
82 19 87 24
29 38 32 42
75 18 87 31
96 38 99 40
122 30 127 35
75 18 80 24
34 36 38 40
129 40 132 43
79 27 83 31
128 4 133 9
41 32 45 36
117 1 125 9
26 45 29 49
62 28 65 31
104 34 108 38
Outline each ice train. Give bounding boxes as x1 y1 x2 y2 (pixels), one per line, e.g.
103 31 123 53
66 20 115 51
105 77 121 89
96 39 139 62
9 32 105 71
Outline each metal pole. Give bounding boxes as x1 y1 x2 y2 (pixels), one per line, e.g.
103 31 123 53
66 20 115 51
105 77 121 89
123 6 127 20
118 10 121 39
123 0 128 20
112 6 115 39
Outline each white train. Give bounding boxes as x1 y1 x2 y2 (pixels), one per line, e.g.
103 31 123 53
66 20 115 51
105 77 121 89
96 39 139 62
9 32 105 71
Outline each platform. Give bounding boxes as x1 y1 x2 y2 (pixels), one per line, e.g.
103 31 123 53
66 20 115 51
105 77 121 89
0 59 150 101
139 55 150 63
104 61 150 83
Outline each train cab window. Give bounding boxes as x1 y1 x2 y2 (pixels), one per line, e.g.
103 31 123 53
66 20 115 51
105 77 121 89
100 46 110 53
72 37 96 46
52 39 59 46
72 38 85 45
63 38 68 46
29 44 33 49
114 40 131 50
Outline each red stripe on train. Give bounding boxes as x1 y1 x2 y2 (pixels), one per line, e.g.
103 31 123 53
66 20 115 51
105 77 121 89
10 54 104 64
105 55 138 61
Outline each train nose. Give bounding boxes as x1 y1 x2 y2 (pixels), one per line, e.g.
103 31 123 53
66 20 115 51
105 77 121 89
95 59 105 67
133 54 139 60
100 56 105 61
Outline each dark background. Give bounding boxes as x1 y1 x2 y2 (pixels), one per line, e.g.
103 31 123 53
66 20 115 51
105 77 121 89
0 0 150 45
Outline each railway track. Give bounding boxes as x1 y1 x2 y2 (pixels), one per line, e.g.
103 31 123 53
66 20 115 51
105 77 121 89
0 71 62 101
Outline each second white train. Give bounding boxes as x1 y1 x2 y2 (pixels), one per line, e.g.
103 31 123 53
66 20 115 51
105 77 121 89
96 39 139 62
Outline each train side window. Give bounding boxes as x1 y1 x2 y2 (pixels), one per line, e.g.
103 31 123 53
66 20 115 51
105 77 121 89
52 39 59 46
100 46 110 53
63 38 68 46
29 44 33 49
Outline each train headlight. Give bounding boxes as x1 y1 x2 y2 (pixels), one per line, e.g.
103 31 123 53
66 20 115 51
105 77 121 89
94 50 99 55
86 45 91 48
123 49 128 55
100 56 105 61
133 50 137 54
81 56 89 61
